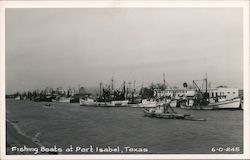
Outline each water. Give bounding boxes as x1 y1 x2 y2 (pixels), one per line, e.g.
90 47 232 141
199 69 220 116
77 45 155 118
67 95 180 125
6 99 243 154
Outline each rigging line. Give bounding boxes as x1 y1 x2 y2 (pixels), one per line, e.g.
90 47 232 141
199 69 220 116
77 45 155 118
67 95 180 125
124 70 133 82
162 73 171 89
116 70 133 90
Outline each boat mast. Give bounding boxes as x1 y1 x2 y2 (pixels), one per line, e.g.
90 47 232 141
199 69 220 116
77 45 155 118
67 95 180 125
132 80 135 103
128 81 131 93
133 80 136 92
205 61 208 93
205 72 208 93
163 73 167 113
111 75 114 91
99 82 102 98
123 81 126 99
163 73 166 89
141 84 144 98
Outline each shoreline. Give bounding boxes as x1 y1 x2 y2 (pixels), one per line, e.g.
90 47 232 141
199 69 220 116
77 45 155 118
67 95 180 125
6 119 41 154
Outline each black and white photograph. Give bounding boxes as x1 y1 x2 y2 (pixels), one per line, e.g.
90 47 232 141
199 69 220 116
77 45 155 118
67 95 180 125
0 1 249 159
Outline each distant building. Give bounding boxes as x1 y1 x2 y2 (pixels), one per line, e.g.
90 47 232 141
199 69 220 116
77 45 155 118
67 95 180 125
44 87 52 95
154 87 240 100
73 86 91 97
56 87 64 95
154 89 195 99
207 87 239 100
67 89 75 96
79 87 86 95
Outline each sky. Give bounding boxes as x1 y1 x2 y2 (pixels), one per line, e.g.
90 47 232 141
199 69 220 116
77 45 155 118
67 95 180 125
5 8 243 94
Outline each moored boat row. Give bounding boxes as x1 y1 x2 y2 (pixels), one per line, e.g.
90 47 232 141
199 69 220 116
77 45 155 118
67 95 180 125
8 75 243 111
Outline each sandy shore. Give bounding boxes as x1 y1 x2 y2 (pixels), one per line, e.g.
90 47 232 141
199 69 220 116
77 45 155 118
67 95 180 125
6 120 39 154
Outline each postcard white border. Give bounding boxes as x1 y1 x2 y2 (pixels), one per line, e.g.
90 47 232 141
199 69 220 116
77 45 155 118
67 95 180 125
0 1 249 160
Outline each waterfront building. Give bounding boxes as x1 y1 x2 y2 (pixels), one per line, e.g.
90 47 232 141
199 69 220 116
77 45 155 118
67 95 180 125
206 87 239 100
56 87 64 95
79 87 86 95
154 87 240 100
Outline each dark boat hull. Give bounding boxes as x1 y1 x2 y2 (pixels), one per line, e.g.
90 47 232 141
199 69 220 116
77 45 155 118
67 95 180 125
143 109 206 121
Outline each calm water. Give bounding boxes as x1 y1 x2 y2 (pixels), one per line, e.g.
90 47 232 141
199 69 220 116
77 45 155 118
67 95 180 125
6 99 243 154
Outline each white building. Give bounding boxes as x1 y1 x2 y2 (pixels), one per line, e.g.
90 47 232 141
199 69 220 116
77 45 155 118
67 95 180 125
154 87 239 100
154 89 195 99
206 87 239 100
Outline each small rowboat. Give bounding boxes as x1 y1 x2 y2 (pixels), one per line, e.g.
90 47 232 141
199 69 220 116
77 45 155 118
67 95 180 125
42 104 55 109
143 108 206 121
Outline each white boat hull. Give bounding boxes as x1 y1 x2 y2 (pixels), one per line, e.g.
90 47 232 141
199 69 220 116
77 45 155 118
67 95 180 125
128 103 141 107
15 96 21 100
139 99 177 108
168 100 177 108
79 98 96 106
180 98 241 110
208 98 241 109
143 108 206 121
109 100 129 106
79 98 128 107
143 109 190 119
58 97 71 103
139 102 163 108
180 103 214 110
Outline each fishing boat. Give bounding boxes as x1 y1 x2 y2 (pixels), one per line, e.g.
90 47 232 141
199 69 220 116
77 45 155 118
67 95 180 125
180 102 214 110
14 96 21 100
79 98 97 106
167 99 177 107
143 107 189 119
42 103 55 109
180 78 242 110
180 98 241 110
104 100 129 107
129 99 176 108
143 102 206 121
79 98 129 107
208 97 241 109
58 97 71 103
138 99 163 108
143 74 206 121
99 81 129 107
80 80 129 107
136 99 177 108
